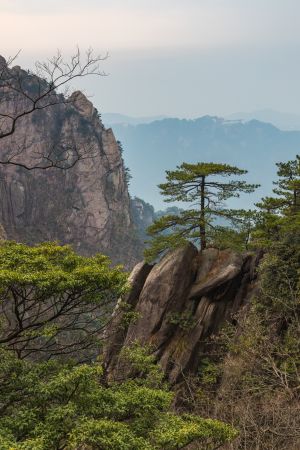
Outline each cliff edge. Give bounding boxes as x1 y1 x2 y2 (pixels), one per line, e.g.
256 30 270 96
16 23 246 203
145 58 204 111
0 58 142 266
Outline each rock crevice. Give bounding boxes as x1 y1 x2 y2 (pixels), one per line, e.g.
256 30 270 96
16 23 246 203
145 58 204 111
104 245 262 383
0 61 142 266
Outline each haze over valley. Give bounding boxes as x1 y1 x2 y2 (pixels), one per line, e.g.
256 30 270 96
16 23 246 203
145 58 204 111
0 2 299 449
106 113 300 209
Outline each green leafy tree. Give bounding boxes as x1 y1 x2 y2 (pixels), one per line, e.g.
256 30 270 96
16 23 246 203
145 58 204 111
0 241 127 360
256 155 300 216
0 345 237 450
145 162 259 260
0 242 238 449
209 214 254 252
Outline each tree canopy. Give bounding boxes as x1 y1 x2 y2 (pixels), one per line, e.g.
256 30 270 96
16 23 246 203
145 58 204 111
0 241 127 360
253 155 300 248
0 242 238 449
145 162 259 260
0 339 237 449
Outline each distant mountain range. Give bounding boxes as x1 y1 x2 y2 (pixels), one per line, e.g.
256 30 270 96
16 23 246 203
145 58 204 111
226 109 300 131
109 116 300 210
102 113 168 127
103 109 300 131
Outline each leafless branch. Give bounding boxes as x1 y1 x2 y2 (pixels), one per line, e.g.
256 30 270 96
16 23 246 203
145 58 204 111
0 48 108 170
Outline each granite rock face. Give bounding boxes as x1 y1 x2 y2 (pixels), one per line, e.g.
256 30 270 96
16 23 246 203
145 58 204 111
0 58 142 266
104 245 262 383
130 197 155 241
103 261 153 376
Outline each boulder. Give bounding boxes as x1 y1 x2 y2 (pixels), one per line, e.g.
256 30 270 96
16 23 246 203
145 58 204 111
124 243 198 347
104 246 262 384
103 261 153 376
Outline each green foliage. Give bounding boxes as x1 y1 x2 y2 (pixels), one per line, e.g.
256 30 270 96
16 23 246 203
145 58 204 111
117 140 132 186
145 161 259 260
0 241 126 295
144 229 188 262
199 222 300 449
198 358 220 385
150 414 237 450
119 343 165 388
125 166 132 185
209 209 256 252
0 241 127 359
159 162 255 201
253 155 300 249
168 312 197 331
0 348 237 450
273 155 300 213
0 242 237 449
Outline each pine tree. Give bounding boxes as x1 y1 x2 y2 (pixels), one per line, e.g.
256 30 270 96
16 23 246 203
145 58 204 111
254 155 300 247
145 162 259 260
272 155 300 213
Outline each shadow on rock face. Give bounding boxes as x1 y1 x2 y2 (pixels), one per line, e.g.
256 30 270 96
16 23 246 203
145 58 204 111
103 244 263 384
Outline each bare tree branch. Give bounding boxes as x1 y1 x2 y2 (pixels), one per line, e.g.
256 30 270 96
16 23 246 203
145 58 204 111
0 48 108 170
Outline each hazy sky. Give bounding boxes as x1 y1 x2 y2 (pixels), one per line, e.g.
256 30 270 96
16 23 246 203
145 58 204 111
1 0 300 117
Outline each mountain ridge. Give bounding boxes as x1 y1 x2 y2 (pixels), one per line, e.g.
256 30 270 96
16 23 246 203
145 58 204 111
111 115 300 209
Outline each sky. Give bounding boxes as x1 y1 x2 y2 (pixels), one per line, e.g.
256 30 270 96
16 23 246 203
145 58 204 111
1 0 300 117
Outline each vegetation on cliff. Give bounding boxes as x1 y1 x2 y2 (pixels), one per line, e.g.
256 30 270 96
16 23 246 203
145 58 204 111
0 243 237 449
0 51 299 448
180 155 300 449
187 225 300 449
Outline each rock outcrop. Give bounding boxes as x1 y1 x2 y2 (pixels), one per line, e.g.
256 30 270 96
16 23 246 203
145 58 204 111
104 245 262 383
0 57 142 266
130 197 155 241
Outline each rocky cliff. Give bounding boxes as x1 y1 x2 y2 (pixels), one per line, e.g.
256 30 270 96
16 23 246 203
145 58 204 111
130 198 184 243
0 58 142 266
104 244 262 383
130 197 155 242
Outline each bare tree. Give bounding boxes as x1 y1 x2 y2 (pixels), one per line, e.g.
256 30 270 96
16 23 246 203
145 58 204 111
0 48 107 170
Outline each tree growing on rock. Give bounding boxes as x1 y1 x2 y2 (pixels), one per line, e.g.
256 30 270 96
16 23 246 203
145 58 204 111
145 162 259 260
